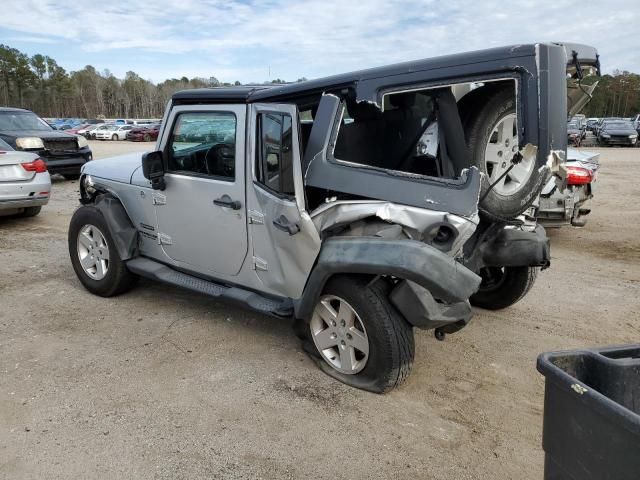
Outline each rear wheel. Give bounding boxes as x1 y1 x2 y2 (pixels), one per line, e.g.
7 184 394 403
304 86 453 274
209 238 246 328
68 206 137 297
470 266 538 310
304 276 414 393
464 88 546 219
18 206 41 217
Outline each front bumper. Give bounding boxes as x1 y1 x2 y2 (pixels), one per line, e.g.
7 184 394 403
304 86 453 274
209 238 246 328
600 137 637 146
42 148 92 174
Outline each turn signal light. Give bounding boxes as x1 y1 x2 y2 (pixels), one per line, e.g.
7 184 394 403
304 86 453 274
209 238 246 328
566 166 592 185
21 158 48 173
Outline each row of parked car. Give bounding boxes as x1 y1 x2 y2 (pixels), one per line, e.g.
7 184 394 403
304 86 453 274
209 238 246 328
68 122 161 142
568 114 639 146
46 118 162 142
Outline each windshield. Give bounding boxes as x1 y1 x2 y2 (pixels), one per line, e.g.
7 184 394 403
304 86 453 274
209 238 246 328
568 121 580 129
0 137 14 150
603 121 634 129
0 111 52 131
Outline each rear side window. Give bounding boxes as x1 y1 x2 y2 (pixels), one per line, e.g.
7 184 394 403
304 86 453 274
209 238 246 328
256 112 294 197
167 111 236 180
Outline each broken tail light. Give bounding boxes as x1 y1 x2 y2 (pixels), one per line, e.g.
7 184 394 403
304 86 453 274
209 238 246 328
21 158 48 173
566 166 592 185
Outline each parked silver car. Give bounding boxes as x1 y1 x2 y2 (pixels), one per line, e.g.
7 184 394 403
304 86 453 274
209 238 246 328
0 137 51 217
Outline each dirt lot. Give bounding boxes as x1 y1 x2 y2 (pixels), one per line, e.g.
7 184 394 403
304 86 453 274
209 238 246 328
1 142 638 479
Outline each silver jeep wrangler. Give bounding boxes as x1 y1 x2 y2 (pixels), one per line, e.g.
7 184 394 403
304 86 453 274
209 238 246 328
68 42 599 392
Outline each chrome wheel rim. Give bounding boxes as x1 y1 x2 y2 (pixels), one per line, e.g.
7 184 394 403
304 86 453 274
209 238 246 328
77 224 110 280
310 295 369 375
484 113 534 196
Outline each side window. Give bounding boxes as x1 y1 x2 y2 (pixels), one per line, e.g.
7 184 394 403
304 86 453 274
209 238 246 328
256 112 295 197
167 111 236 180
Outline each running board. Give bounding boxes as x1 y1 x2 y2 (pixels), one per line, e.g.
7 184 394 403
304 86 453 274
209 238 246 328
126 257 293 318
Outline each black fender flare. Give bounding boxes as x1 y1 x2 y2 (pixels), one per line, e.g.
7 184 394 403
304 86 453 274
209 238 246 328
92 193 139 261
294 236 481 320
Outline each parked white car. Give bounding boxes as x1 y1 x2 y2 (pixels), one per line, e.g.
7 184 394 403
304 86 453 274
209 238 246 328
0 137 51 217
94 125 134 141
77 123 105 138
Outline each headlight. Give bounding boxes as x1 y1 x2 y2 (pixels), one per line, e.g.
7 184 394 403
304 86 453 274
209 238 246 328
76 135 89 148
629 134 638 139
15 137 44 149
82 174 96 194
601 134 610 138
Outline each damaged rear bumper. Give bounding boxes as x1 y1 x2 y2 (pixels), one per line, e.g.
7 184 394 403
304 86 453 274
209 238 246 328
390 280 472 333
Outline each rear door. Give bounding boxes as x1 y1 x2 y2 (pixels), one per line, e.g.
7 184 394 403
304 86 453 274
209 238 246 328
154 104 248 277
246 103 320 298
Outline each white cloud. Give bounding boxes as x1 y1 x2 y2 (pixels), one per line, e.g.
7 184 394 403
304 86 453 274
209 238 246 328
1 0 638 82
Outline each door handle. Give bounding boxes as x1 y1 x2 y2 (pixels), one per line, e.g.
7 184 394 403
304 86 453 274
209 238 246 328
213 194 241 210
273 215 300 235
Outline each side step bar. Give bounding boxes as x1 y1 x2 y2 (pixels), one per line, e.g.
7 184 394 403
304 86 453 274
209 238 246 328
126 257 293 318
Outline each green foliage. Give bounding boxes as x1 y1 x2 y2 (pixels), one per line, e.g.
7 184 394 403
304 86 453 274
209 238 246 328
0 44 293 118
582 71 640 118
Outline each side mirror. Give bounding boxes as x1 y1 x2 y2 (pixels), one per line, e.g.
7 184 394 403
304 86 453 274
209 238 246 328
141 151 165 190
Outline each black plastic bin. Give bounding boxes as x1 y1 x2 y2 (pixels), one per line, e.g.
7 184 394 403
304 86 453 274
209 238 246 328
537 345 640 480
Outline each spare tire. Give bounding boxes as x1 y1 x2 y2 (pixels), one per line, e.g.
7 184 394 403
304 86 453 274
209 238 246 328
464 88 546 219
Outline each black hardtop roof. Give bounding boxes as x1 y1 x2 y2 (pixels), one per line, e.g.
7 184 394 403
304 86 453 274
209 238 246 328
172 44 541 105
171 42 596 106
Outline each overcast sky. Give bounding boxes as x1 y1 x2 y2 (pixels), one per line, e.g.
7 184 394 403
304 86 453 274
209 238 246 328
1 0 637 83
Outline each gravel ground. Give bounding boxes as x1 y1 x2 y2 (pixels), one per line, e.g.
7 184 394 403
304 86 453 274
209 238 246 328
1 142 638 479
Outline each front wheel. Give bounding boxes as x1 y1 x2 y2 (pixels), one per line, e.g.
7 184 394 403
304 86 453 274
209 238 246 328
304 275 415 393
68 205 137 297
111 134 118 141
470 266 538 310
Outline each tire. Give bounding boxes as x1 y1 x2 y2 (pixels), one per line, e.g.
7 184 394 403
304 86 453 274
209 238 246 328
18 206 41 217
68 205 137 297
143 133 151 142
111 134 118 141
470 266 538 310
63 174 81 180
302 275 414 393
464 88 547 219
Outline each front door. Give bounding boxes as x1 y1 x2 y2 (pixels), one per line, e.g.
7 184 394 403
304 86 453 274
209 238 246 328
154 104 248 277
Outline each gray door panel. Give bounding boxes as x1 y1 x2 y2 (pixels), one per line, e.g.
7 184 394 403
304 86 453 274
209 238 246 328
247 103 321 299
154 104 248 277
250 185 319 298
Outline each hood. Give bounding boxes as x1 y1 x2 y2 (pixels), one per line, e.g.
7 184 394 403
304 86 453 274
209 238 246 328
567 128 581 135
82 152 145 184
0 129 79 140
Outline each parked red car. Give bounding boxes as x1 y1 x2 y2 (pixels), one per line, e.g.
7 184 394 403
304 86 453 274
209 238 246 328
126 124 161 142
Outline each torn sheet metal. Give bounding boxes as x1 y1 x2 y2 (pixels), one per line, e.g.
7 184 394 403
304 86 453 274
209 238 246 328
310 200 479 257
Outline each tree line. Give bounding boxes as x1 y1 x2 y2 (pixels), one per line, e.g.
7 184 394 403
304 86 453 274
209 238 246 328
0 44 304 119
0 43 638 119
